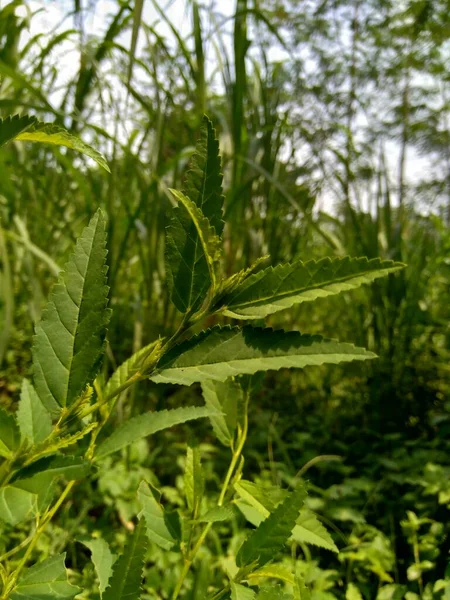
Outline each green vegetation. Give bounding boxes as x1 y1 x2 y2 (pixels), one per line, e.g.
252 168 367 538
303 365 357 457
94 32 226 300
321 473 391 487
0 1 448 599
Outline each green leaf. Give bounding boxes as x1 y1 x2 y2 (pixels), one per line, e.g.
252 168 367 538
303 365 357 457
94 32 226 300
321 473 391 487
15 120 110 171
184 443 205 518
104 341 158 399
10 554 81 600
201 379 240 447
249 565 295 585
32 210 111 417
138 481 180 551
257 585 293 600
231 582 257 600
16 379 52 445
0 406 20 458
236 484 307 568
12 455 92 483
185 115 224 235
151 326 376 386
78 537 115 596
220 257 405 319
95 406 218 460
167 189 222 305
346 584 364 600
0 114 36 147
102 518 148 600
165 116 224 314
235 481 337 553
293 510 338 553
0 485 37 525
218 256 269 298
198 505 236 523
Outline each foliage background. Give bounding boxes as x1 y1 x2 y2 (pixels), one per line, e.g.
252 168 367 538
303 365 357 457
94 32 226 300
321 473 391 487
0 0 449 597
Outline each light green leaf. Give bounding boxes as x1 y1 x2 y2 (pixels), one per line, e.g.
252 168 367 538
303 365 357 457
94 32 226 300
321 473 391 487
16 120 110 172
249 565 295 585
0 114 36 147
0 485 37 525
220 257 405 319
236 484 307 568
95 406 218 460
151 326 375 386
78 537 115 596
218 256 269 298
165 116 224 314
184 443 204 519
104 341 158 399
198 505 236 523
0 406 20 458
16 378 52 445
293 510 338 553
138 481 180 551
231 582 257 600
102 518 148 600
346 583 364 600
257 585 294 600
32 210 111 417
9 554 81 600
201 379 240 447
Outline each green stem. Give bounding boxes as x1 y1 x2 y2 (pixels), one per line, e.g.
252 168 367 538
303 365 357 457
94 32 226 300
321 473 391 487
172 391 250 600
1 481 75 598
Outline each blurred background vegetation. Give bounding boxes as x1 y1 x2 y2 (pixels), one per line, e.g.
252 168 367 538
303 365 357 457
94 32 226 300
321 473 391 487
0 0 449 597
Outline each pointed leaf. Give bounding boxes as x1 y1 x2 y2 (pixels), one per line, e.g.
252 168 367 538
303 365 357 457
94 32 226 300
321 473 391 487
249 565 296 585
167 189 222 309
151 326 376 386
0 114 36 147
12 455 91 483
102 518 148 600
95 406 218 460
198 505 236 523
257 585 293 600
104 341 158 399
235 482 337 553
201 379 240 447
236 484 307 568
0 485 37 525
15 120 110 171
293 510 338 553
0 407 20 458
231 582 257 600
165 116 224 314
78 537 115 596
32 210 111 417
9 554 81 600
16 379 52 445
138 481 179 551
184 115 224 235
184 444 204 517
220 257 405 319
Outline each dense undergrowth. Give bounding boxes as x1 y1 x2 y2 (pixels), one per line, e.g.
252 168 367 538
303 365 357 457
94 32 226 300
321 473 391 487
0 0 449 598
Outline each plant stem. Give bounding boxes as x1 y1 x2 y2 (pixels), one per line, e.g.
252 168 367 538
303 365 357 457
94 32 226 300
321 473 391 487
1 481 75 598
171 391 250 600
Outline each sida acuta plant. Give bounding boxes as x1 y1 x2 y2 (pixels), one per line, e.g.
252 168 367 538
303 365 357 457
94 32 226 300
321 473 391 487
0 115 404 599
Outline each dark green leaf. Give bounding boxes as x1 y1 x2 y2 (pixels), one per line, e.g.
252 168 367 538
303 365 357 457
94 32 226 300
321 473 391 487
236 484 307 568
32 210 111 417
102 518 148 600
